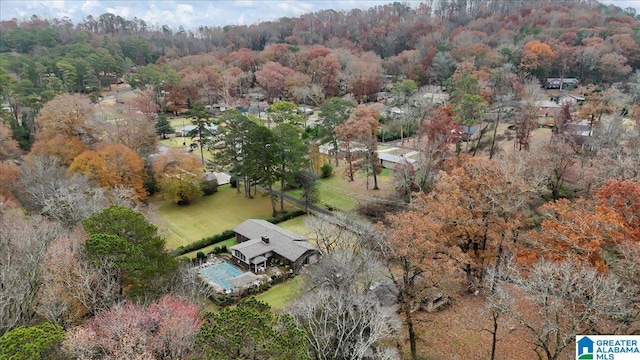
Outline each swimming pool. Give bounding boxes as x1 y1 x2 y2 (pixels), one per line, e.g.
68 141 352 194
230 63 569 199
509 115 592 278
198 262 244 291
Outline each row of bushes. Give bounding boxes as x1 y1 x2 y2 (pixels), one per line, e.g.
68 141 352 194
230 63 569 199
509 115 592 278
171 229 236 257
195 245 229 262
170 210 306 256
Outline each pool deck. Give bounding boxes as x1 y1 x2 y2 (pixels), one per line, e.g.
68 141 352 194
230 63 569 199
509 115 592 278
197 257 267 294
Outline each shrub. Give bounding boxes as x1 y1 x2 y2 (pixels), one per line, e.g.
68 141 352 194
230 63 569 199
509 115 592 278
214 295 233 306
266 210 305 224
320 163 333 178
171 229 236 256
196 251 206 260
220 245 228 253
201 178 219 195
229 175 238 188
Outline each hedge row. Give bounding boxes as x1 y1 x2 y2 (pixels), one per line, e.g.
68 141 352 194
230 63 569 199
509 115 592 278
171 229 235 256
170 210 306 256
266 209 305 224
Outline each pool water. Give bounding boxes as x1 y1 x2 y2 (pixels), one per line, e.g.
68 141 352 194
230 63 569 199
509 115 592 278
199 262 244 291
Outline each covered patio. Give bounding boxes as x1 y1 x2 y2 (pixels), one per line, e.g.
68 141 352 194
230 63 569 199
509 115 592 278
251 255 268 273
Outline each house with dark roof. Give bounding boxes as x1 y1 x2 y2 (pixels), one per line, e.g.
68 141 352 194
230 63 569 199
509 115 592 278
544 78 579 89
451 125 480 141
567 119 593 147
230 219 320 273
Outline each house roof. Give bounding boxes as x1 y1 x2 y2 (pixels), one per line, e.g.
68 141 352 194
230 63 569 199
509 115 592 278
378 152 417 165
178 124 218 135
231 238 274 259
556 93 585 101
231 220 317 262
461 125 479 134
536 100 561 108
251 256 268 264
229 272 260 288
234 219 305 241
319 140 367 155
546 78 578 82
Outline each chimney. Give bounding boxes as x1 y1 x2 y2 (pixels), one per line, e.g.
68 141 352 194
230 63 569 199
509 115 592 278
261 235 269 244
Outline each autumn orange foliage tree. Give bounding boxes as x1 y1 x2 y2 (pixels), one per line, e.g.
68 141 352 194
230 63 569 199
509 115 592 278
594 179 640 240
31 94 97 165
412 105 456 194
255 61 296 103
69 143 147 201
153 148 204 204
335 104 382 186
0 122 21 161
519 40 554 78
415 154 544 290
33 94 96 144
0 163 19 202
30 135 87 166
520 198 633 270
376 209 465 360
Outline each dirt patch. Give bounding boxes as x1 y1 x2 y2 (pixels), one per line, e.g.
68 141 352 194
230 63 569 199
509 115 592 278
410 294 566 360
99 98 117 107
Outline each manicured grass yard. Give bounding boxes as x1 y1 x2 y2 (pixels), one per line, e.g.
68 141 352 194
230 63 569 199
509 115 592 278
255 276 305 310
275 215 309 236
155 185 291 249
287 167 394 212
287 175 359 211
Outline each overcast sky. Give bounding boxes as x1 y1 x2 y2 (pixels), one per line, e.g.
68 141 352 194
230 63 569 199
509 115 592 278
1 0 639 30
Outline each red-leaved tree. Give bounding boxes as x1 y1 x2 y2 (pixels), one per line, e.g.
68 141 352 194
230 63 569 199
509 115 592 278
63 295 202 360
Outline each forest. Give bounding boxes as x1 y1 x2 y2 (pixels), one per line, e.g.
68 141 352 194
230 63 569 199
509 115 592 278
1 0 639 359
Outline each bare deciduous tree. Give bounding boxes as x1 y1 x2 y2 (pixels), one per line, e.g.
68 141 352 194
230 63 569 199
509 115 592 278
531 139 576 200
604 241 640 334
502 260 633 360
17 156 133 227
304 214 364 255
289 288 400 360
0 209 63 335
304 249 384 295
37 229 120 325
166 262 218 311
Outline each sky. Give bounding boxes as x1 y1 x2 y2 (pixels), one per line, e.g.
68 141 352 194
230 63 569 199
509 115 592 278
1 0 639 30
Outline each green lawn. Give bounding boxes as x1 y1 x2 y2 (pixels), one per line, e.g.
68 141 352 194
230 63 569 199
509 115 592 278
275 215 309 236
155 185 290 249
287 176 360 212
255 276 306 310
